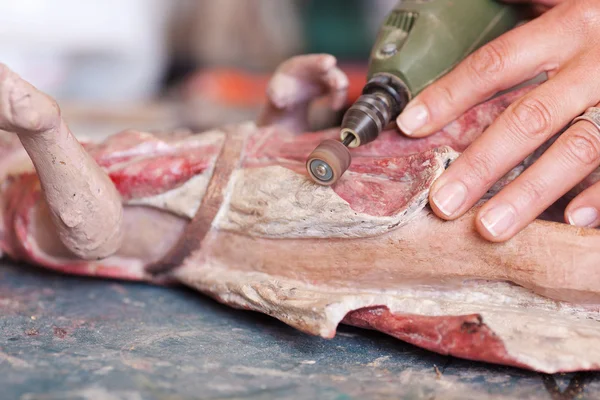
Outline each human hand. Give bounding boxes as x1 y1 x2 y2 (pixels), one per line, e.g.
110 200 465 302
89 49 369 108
395 0 600 242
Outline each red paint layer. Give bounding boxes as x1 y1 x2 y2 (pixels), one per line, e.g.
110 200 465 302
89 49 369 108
107 152 211 200
87 129 223 199
334 149 451 216
343 306 529 369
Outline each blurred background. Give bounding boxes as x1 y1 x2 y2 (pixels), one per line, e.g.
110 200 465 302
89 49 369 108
0 0 396 134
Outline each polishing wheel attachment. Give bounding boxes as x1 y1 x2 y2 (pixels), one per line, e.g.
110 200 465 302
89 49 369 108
306 139 352 186
306 74 408 186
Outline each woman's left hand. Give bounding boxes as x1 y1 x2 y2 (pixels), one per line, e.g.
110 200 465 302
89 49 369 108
396 0 600 241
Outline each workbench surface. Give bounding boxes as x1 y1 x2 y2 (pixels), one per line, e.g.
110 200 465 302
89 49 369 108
1 261 599 400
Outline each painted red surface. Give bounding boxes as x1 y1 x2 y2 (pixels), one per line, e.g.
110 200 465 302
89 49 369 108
343 306 529 369
107 153 210 200
87 130 223 200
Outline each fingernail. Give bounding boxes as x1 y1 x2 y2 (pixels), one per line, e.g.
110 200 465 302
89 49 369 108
397 103 428 135
480 204 517 237
431 181 468 217
568 207 598 227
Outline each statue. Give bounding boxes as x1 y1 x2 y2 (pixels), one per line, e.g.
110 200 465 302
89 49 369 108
1 55 599 373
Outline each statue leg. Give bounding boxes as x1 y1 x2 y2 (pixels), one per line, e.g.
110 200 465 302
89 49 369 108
0 64 123 260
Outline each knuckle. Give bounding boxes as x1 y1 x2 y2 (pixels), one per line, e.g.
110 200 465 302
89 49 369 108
505 96 554 140
517 177 548 205
426 84 458 114
566 0 600 38
562 122 600 166
461 151 498 189
466 40 507 84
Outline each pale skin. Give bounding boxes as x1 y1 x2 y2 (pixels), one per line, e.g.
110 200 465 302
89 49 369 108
396 0 600 242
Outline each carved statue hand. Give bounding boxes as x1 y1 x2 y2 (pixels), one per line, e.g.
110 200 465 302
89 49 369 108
257 54 349 133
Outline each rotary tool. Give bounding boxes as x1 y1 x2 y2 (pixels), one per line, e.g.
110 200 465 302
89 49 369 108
307 0 522 186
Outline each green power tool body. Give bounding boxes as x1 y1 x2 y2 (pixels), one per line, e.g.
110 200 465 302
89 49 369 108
307 0 523 186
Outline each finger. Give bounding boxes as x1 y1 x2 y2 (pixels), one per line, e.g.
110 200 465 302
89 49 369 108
395 2 578 137
475 119 600 241
566 182 600 228
566 170 600 229
429 63 598 221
